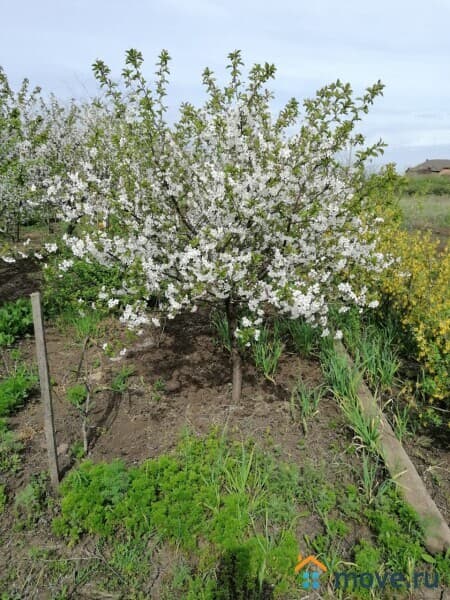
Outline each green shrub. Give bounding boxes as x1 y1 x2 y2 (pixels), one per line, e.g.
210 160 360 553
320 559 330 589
0 298 33 347
42 254 130 319
379 229 450 405
404 176 450 197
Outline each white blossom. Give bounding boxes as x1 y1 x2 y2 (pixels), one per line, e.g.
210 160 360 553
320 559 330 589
34 50 388 342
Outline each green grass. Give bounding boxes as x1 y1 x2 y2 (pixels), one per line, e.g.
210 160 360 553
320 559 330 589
320 341 362 401
358 452 387 506
56 307 104 341
53 429 301 597
0 350 37 476
0 484 7 514
42 429 449 598
111 366 135 393
0 418 23 474
319 338 381 454
14 473 50 527
339 394 381 454
211 310 232 352
330 308 421 442
252 325 284 382
403 176 450 197
211 313 285 381
335 309 401 393
399 194 450 229
289 377 324 433
0 363 37 417
279 318 319 357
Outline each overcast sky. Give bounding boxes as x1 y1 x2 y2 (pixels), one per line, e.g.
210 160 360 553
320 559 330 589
2 0 450 171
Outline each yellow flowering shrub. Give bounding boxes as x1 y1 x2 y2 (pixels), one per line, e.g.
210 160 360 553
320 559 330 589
379 230 449 401
359 166 449 403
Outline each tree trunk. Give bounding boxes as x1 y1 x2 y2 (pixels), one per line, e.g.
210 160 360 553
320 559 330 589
225 299 243 403
231 345 242 404
48 211 54 234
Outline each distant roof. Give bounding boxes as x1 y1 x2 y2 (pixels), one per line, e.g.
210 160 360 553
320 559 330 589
407 159 450 172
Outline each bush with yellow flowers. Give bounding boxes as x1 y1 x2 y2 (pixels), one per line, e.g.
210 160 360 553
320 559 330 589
360 165 449 404
378 229 449 402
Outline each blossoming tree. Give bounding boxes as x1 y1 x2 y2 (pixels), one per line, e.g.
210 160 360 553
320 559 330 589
53 49 389 402
0 69 45 242
0 67 85 249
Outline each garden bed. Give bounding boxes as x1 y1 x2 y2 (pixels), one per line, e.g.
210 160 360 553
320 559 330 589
1 308 449 598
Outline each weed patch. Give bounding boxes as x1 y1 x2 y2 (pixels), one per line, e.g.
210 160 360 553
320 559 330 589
0 419 23 474
0 363 37 417
53 431 303 595
0 298 33 347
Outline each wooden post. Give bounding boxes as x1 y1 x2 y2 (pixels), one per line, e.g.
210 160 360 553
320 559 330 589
335 340 450 554
31 292 59 492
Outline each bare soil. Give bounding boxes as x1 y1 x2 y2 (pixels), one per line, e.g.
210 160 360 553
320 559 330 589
0 257 42 303
6 311 347 491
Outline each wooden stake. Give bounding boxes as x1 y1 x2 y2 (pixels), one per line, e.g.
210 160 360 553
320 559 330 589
335 340 450 554
31 292 59 492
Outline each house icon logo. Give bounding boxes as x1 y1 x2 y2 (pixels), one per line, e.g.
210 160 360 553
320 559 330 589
294 553 327 591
